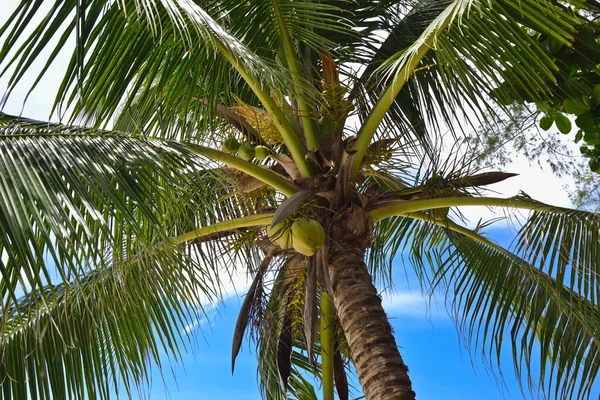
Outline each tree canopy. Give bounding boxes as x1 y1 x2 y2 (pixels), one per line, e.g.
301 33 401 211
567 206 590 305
1 1 600 399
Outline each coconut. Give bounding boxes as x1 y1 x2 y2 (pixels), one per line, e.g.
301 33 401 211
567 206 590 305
254 145 270 161
222 136 240 153
290 218 325 256
237 144 255 161
267 222 293 249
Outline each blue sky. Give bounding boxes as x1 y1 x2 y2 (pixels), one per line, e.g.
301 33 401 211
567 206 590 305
2 1 600 399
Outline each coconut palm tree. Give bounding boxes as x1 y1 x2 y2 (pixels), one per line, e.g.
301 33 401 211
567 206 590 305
1 0 600 399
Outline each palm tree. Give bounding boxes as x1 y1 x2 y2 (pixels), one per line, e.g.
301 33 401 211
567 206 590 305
1 0 600 399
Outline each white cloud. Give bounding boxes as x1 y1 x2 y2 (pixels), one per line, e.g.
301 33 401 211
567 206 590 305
456 153 574 229
381 289 447 320
182 254 256 333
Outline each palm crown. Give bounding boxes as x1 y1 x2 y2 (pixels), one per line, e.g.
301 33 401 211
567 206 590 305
1 0 600 399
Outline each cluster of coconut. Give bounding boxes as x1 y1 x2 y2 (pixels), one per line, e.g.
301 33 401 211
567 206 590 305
267 218 325 256
222 136 270 162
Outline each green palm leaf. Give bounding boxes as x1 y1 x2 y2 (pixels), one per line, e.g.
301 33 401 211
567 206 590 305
0 112 269 316
440 231 600 400
0 0 356 137
372 199 600 399
513 202 600 308
0 0 285 128
354 0 586 152
1 248 213 399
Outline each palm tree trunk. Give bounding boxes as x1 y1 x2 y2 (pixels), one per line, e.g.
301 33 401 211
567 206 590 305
328 244 415 400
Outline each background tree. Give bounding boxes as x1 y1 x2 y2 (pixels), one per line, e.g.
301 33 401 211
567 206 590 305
464 102 600 211
1 1 600 399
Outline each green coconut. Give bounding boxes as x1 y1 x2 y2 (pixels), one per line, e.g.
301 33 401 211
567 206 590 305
267 222 293 249
254 145 270 161
290 218 325 256
222 136 240 153
237 144 255 161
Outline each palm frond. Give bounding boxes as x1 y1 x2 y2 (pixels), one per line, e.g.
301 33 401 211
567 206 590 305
372 200 600 399
0 0 289 132
0 111 272 397
352 0 455 150
512 200 600 319
368 215 447 288
0 113 266 323
207 0 355 54
1 247 213 400
257 256 317 400
0 0 362 140
355 0 586 149
439 229 600 400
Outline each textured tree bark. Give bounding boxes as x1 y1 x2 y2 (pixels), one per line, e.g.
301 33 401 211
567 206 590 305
328 244 415 400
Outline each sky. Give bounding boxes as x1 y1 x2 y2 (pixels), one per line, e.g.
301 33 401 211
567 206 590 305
0 2 598 400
